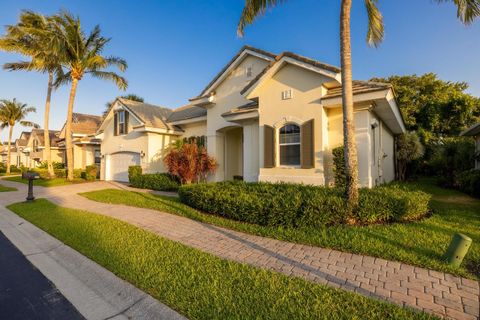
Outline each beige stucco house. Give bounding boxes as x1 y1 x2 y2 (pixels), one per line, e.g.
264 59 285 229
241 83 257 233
99 46 405 186
22 129 63 168
460 123 480 169
58 113 102 170
0 142 19 166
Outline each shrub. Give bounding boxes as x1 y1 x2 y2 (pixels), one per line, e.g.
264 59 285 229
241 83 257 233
73 169 84 179
332 146 346 187
82 165 97 181
395 132 424 181
37 161 65 169
164 142 217 184
458 169 480 198
128 166 143 185
129 169 180 192
179 182 431 228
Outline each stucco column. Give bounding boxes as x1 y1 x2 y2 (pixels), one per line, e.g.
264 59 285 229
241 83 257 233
207 132 225 182
242 120 259 182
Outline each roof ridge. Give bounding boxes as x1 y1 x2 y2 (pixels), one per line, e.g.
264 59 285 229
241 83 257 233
72 112 103 118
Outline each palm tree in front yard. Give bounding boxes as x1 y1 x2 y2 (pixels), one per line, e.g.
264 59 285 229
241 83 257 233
0 99 38 174
52 11 128 181
0 11 64 178
237 0 480 211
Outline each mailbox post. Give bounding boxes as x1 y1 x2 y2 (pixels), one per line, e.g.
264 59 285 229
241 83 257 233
22 172 40 202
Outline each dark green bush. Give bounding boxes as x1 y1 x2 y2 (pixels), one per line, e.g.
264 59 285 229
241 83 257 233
179 182 431 228
128 166 143 185
458 169 480 198
332 146 346 187
129 170 179 192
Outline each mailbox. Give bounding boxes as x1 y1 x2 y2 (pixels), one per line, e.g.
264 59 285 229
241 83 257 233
22 171 40 201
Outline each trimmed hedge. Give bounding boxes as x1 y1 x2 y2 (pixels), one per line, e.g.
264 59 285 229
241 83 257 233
179 182 431 228
128 166 179 192
458 169 480 198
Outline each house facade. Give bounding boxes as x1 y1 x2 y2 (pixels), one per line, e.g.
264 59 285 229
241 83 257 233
22 129 63 168
99 46 405 186
58 113 102 170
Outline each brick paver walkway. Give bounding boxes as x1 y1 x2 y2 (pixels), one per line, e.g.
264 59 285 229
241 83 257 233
1 179 478 319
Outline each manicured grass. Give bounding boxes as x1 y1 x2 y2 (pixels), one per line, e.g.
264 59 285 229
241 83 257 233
4 176 87 187
0 183 17 192
7 199 433 320
80 180 480 279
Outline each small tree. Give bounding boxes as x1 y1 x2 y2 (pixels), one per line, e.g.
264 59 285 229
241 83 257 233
164 142 217 184
396 132 424 181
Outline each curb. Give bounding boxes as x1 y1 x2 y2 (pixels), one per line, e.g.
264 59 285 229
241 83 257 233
0 206 186 320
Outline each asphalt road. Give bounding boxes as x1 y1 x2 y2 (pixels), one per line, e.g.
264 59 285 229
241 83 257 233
0 231 84 320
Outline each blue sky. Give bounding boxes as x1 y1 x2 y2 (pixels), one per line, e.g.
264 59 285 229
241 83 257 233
0 0 479 141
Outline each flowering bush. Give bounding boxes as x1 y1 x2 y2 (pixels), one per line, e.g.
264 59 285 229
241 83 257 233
164 142 217 184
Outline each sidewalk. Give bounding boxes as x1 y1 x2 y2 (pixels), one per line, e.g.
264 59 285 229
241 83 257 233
1 179 479 319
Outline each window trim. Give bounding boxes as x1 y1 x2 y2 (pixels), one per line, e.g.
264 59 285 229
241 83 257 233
117 110 126 135
278 123 301 168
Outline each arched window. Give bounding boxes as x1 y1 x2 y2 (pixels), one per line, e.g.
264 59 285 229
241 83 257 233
279 124 300 166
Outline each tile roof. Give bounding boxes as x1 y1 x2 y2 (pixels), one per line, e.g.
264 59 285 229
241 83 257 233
460 122 480 137
71 113 103 135
118 98 175 130
323 81 392 99
31 129 61 147
167 104 207 122
221 99 259 117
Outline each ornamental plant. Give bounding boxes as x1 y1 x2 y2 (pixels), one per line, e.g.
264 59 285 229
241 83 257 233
164 141 217 184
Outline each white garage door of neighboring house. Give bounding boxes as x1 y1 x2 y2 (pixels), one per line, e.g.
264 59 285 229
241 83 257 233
107 152 140 182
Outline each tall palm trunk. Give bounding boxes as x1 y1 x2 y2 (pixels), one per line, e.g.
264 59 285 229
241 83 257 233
44 71 54 178
65 78 78 181
6 124 13 175
340 0 359 211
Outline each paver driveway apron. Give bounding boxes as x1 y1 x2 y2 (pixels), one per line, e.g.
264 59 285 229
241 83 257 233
1 179 479 320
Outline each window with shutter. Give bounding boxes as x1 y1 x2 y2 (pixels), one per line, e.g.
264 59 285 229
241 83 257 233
264 125 275 168
279 124 300 166
113 112 118 136
301 119 315 169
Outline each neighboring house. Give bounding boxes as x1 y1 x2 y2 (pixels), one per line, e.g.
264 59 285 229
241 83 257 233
98 99 182 181
460 122 480 169
15 131 31 166
0 142 19 166
99 46 405 186
58 113 102 170
23 129 63 168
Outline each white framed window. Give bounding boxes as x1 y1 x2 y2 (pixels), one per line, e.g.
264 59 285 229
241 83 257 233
118 110 126 135
281 89 292 100
279 124 300 166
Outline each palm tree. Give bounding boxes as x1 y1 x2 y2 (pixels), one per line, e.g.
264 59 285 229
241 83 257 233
0 99 37 174
0 11 64 178
237 0 479 209
52 12 128 181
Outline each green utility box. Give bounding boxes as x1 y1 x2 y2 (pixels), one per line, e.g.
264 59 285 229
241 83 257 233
444 233 472 267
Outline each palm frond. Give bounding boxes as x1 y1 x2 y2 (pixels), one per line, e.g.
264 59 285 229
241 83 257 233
53 70 72 88
19 120 39 128
89 71 128 90
105 56 127 72
435 0 480 25
365 0 385 47
237 0 284 36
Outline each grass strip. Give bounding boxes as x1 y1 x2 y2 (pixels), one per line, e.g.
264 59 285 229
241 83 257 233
4 176 87 187
0 183 17 192
8 199 434 320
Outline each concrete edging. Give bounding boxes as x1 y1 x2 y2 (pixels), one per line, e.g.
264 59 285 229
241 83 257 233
0 206 186 320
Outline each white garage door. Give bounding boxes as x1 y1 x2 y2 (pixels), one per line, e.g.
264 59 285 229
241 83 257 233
107 152 140 182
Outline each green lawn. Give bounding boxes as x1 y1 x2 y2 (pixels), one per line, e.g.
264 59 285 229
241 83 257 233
0 183 17 192
80 181 480 279
4 176 88 187
7 199 433 320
